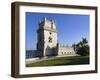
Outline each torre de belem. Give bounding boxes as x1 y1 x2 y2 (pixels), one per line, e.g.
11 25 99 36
36 17 77 58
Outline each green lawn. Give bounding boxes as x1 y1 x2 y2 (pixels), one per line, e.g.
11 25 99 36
26 56 89 67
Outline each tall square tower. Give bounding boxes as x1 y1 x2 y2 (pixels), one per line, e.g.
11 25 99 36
37 17 58 57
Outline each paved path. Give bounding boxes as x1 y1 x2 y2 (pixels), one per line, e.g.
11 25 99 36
26 56 59 64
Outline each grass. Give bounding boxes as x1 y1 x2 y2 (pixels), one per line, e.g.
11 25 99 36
26 56 89 67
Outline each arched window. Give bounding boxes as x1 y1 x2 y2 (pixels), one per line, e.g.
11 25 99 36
48 37 52 43
49 32 52 35
62 52 63 54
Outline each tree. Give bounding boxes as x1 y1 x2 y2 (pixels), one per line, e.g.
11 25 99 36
74 38 89 56
82 38 88 44
77 45 89 56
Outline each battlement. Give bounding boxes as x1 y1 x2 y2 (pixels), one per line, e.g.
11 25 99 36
58 44 73 48
38 17 56 29
39 17 55 23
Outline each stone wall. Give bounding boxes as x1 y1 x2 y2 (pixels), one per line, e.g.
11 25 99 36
57 44 77 57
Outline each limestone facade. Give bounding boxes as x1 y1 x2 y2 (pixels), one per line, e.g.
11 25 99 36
36 17 76 58
57 44 77 57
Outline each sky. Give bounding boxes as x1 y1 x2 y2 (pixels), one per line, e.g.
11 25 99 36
26 12 89 50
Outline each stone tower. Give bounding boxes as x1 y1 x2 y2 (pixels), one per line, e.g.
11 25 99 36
37 17 58 57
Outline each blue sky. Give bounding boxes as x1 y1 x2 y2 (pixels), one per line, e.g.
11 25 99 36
26 12 89 50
